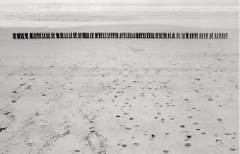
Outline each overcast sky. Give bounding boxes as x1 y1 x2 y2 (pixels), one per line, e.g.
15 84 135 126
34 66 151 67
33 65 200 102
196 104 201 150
0 0 238 5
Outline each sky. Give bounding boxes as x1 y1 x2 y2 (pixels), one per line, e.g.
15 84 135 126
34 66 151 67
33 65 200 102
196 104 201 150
0 0 238 5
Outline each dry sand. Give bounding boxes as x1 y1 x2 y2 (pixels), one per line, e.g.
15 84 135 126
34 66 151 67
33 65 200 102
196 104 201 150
0 25 239 154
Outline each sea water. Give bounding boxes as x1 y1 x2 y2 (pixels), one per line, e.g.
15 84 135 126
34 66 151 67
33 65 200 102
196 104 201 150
0 4 238 29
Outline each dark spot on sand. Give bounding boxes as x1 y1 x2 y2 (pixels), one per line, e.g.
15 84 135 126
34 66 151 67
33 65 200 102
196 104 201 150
180 125 185 128
122 144 127 147
0 127 7 132
186 135 192 139
193 122 199 125
216 139 222 142
225 133 231 135
163 150 169 153
184 143 191 147
4 112 10 115
230 148 235 151
161 118 165 123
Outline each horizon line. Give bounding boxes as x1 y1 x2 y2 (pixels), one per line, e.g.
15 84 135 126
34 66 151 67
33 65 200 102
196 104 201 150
0 3 238 6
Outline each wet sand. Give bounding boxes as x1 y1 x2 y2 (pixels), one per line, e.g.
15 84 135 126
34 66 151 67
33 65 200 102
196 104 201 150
0 25 239 154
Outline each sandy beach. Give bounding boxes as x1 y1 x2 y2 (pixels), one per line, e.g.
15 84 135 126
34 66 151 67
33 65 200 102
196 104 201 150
0 24 238 154
0 3 239 154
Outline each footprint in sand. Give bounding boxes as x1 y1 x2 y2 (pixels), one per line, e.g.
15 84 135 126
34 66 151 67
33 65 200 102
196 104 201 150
133 143 139 146
208 98 213 101
184 143 191 147
230 148 236 151
180 124 185 128
12 90 17 93
161 118 165 123
217 118 222 122
185 135 192 141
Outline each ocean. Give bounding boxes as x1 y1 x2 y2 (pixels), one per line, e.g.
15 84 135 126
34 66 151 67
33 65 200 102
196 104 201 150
0 4 238 28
